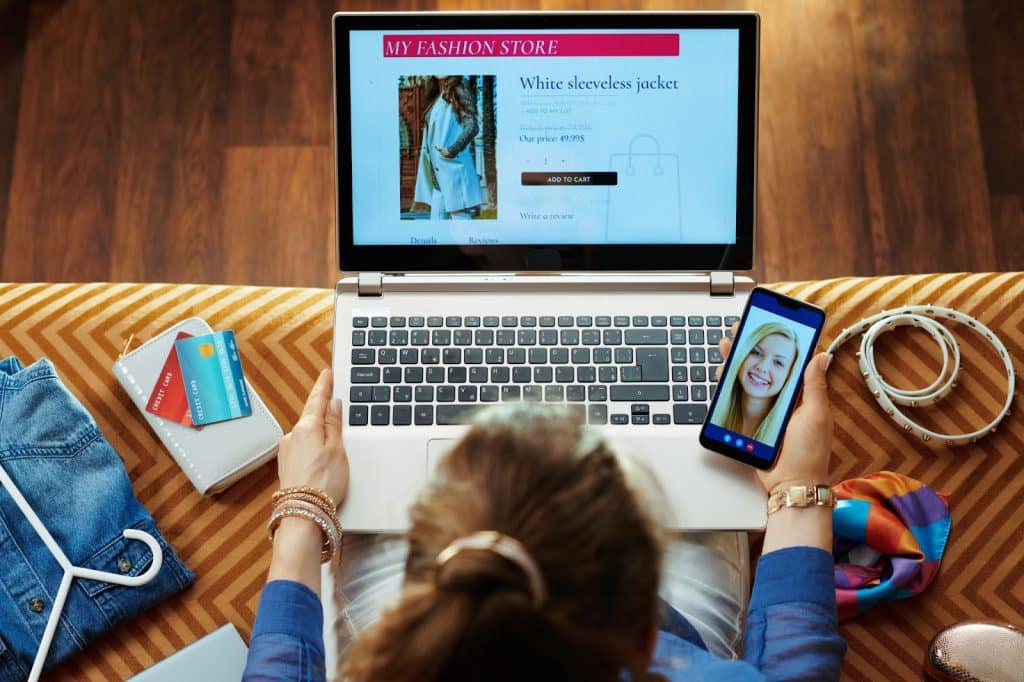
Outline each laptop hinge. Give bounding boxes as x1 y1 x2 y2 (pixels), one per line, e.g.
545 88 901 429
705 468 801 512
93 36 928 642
357 272 383 297
709 272 735 297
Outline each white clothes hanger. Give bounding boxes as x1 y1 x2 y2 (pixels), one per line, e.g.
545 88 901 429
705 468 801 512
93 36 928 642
0 463 164 682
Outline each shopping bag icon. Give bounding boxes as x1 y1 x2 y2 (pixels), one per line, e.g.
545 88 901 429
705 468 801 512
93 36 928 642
605 134 683 243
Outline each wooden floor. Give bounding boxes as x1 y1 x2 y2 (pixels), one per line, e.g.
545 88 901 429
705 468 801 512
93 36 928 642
0 0 1020 286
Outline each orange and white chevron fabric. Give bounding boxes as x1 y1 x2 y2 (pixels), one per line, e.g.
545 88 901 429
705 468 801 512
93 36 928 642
0 274 1020 681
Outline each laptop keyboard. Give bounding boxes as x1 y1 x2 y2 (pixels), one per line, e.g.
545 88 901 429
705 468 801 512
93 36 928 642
346 314 739 427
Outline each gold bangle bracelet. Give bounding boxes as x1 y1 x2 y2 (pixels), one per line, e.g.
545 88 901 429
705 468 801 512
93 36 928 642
273 492 339 528
267 506 338 563
272 486 339 512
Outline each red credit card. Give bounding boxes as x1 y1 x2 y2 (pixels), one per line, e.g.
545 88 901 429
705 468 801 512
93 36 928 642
145 331 194 427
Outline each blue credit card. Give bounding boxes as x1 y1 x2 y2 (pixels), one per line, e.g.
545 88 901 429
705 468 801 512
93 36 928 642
174 330 252 426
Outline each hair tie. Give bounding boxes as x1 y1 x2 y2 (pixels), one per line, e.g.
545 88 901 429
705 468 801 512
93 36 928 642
435 531 547 608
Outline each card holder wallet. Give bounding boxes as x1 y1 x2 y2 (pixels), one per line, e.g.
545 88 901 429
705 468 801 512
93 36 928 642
113 317 283 494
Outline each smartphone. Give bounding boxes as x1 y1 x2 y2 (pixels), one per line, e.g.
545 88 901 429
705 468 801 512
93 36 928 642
699 287 826 470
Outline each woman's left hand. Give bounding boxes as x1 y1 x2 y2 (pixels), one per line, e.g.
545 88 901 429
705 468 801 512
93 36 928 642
436 145 454 159
276 368 349 508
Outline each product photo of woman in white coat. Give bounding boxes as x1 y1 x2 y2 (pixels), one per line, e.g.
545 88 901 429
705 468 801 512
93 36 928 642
412 76 485 220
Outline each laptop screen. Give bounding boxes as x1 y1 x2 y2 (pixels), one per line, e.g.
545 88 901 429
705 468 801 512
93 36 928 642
334 13 759 272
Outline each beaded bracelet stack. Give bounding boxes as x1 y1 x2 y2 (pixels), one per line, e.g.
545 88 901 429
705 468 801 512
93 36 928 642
267 486 342 563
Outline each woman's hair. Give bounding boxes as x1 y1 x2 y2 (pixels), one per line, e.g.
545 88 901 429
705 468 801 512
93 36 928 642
423 75 477 127
710 321 801 443
342 405 665 681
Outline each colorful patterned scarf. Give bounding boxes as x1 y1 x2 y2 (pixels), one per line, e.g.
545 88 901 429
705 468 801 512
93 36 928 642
832 471 951 620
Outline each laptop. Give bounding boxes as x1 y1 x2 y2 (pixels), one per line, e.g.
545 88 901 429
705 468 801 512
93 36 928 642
331 11 765 532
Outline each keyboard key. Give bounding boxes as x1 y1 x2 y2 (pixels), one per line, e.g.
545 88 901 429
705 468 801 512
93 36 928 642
353 316 369 328
475 330 494 345
393 405 412 425
593 348 612 364
350 386 372 402
351 368 379 383
567 385 586 401
620 366 642 382
421 348 440 364
437 386 455 402
588 385 607 401
372 386 390 402
550 348 569 364
382 367 402 383
528 347 547 364
438 404 477 425
378 348 397 365
670 316 686 327
521 316 537 327
480 386 499 402
673 385 689 401
491 367 510 383
690 347 706 363
671 330 686 345
465 316 480 327
394 386 412 402
464 348 483 364
557 316 574 327
688 329 705 345
708 329 723 344
415 386 434 402
709 348 724 364
560 329 580 345
470 367 489 383
544 385 564 401
611 414 629 425
672 366 688 382
368 330 387 346
577 366 596 383
447 367 467 383
632 315 649 327
352 330 366 346
427 316 443 327
691 366 707 382
725 315 740 325
687 316 704 327
453 330 473 345
610 385 670 402
352 348 374 365
534 366 553 383
632 414 650 425
409 316 425 327
614 348 633 364
426 367 445 383
539 316 556 327
485 348 504 364
501 386 521 401
651 316 668 327
523 385 543 401
432 330 451 345
596 316 612 327
458 385 478 402
707 316 723 327
653 414 671 425
445 316 462 327
518 330 537 345
625 329 668 345
513 367 531 383
501 316 518 327
692 385 708 402
497 330 515 345
588 404 608 425
556 366 574 383
411 330 430 346
507 348 526 364
389 316 406 327
576 315 593 326
399 348 419 364
671 347 687 363
371 405 389 425
613 316 630 327
371 316 387 328
673 404 708 424
631 403 650 414
599 366 618 383
603 329 623 345
443 348 462 364
483 316 500 327
415 405 434 425
539 330 558 345
349 405 368 425
582 330 601 345
636 347 669 382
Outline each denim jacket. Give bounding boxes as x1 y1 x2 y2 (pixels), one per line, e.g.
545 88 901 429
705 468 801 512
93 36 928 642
0 357 195 680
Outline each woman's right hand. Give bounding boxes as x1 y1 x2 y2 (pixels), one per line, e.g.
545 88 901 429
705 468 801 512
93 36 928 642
717 325 834 492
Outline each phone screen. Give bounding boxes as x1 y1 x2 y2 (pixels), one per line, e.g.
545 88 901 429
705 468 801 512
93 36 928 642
700 288 825 469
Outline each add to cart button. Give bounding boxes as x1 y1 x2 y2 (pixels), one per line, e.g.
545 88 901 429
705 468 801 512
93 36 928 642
521 172 618 186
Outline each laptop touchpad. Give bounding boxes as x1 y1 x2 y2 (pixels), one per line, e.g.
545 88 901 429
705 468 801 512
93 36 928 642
427 439 458 476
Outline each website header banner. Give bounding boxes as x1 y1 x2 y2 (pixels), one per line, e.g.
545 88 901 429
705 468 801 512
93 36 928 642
382 33 680 58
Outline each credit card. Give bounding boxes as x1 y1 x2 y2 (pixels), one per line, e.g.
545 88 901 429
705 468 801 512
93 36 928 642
174 330 253 426
146 332 194 427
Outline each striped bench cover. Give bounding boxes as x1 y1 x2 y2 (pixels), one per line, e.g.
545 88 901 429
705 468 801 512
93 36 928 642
0 273 1020 681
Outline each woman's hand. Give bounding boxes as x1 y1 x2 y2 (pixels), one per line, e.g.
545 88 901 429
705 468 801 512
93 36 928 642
717 325 833 493
435 145 454 159
277 368 349 507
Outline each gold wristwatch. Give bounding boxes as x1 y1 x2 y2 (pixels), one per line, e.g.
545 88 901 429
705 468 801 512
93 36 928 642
767 484 837 515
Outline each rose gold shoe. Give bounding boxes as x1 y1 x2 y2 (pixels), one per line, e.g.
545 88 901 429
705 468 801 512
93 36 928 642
925 620 1024 681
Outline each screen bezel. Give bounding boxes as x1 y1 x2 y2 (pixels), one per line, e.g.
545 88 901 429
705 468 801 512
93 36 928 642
333 12 760 272
699 287 826 470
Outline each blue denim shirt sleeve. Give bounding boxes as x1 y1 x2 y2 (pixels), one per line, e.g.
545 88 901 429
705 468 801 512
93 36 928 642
242 580 326 682
741 546 846 681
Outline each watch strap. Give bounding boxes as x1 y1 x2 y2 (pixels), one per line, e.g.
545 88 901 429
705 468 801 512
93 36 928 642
767 484 837 514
